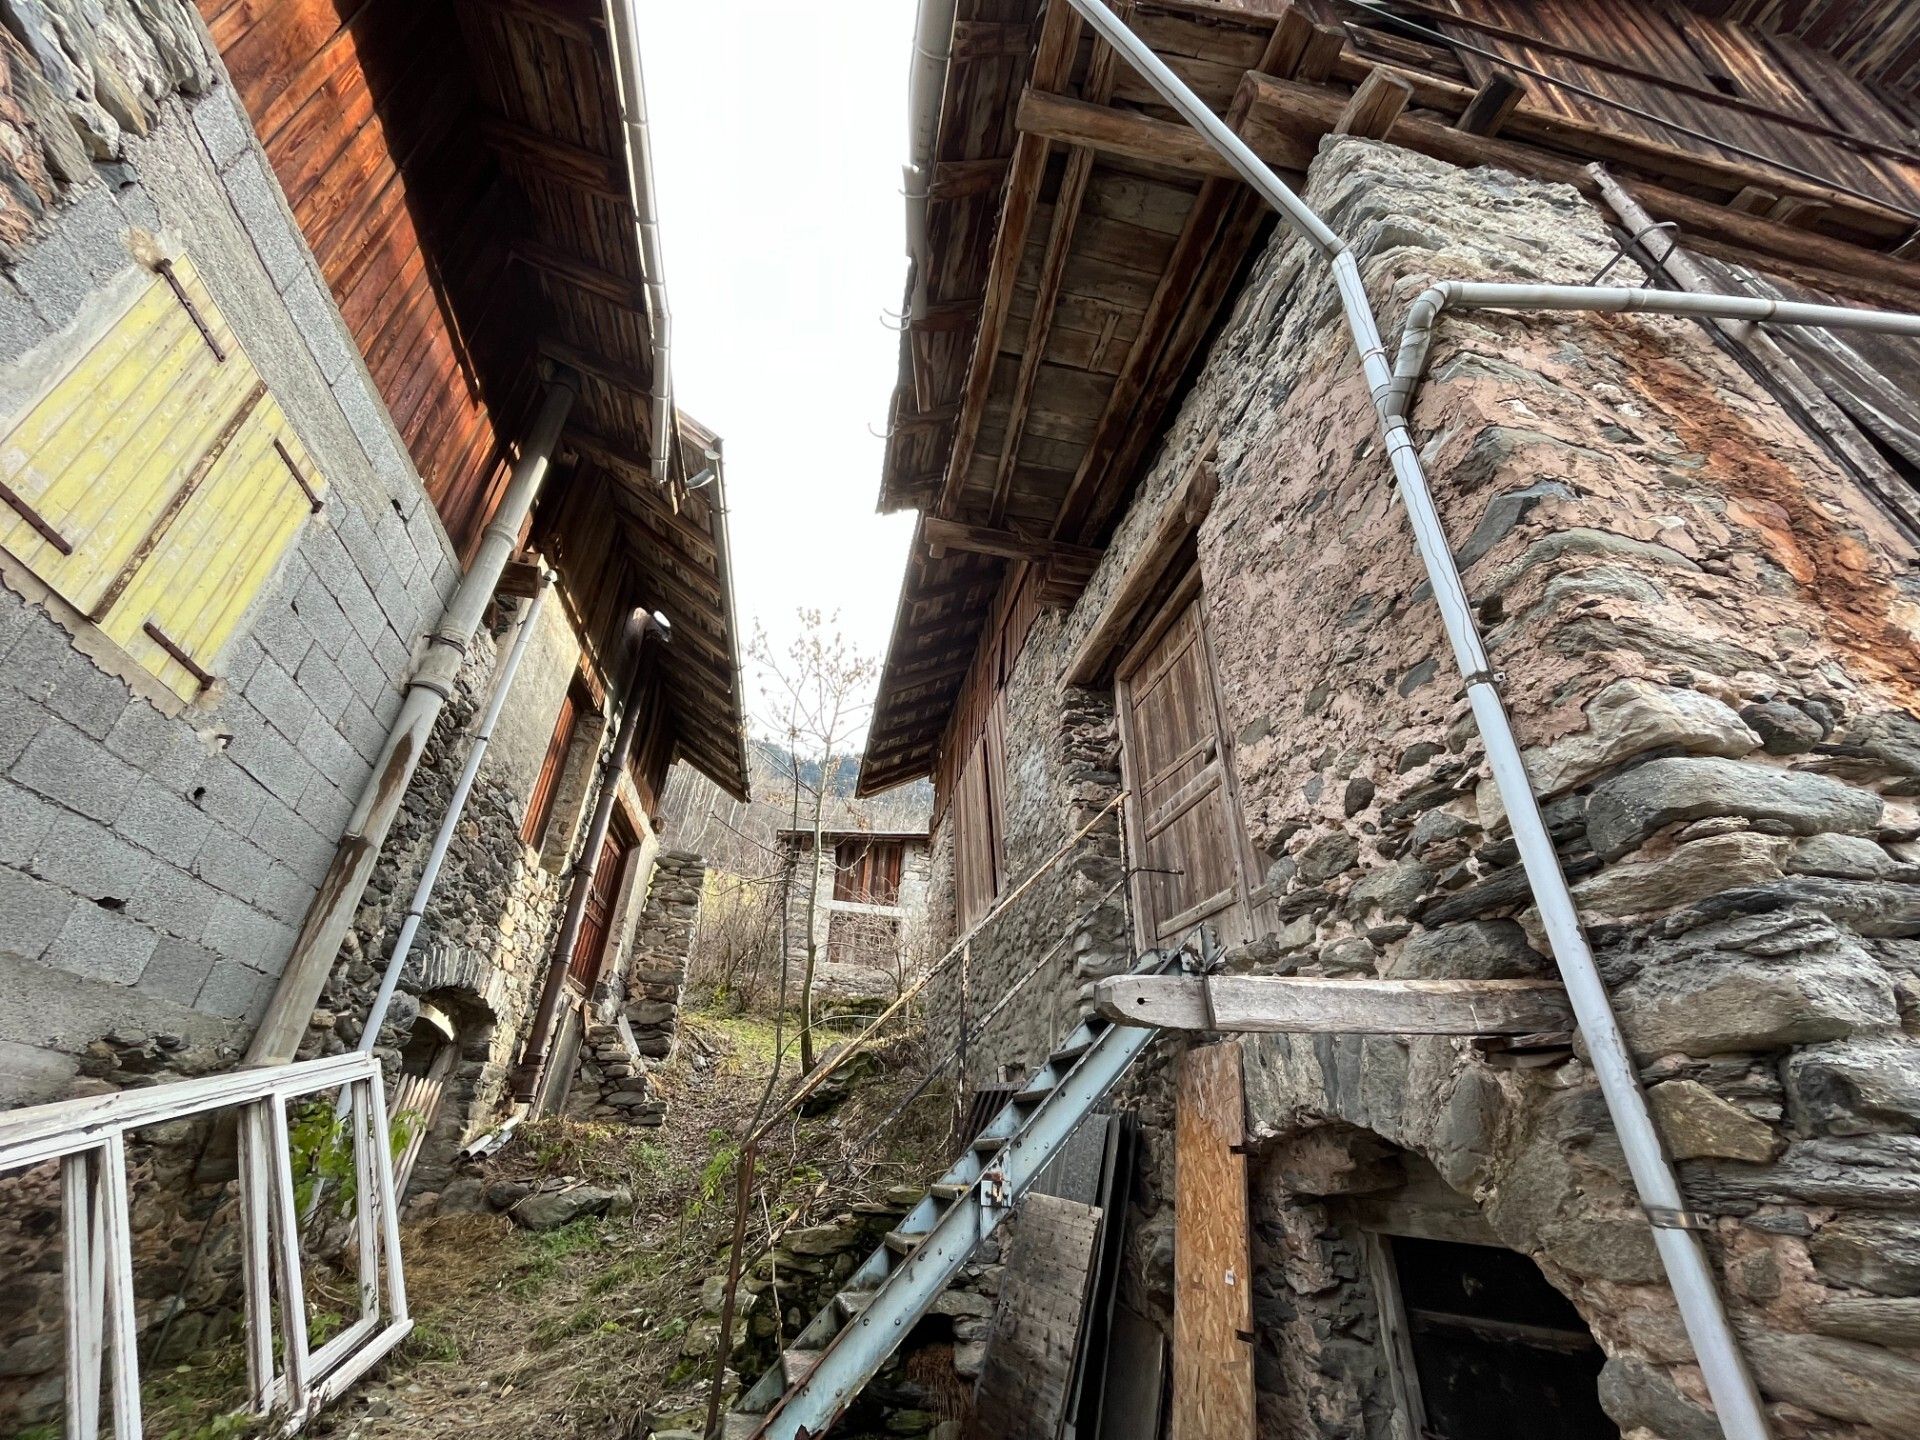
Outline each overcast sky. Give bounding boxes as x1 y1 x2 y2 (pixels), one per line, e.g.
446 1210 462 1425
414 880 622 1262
635 0 920 736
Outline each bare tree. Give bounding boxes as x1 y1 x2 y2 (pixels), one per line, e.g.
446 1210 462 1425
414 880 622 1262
751 610 875 1075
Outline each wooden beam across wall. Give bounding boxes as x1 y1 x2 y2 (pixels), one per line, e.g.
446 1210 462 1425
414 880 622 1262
934 0 1083 519
1335 66 1412 140
478 116 624 198
922 514 1102 567
1093 974 1575 1035
1060 442 1216 688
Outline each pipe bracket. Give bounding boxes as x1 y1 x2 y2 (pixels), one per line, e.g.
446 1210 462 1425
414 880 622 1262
1645 1205 1712 1232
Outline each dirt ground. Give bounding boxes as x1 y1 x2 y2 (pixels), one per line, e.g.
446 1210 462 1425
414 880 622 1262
291 1007 945 1440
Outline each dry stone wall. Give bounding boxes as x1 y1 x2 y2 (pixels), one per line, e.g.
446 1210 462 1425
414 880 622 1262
928 134 1920 1439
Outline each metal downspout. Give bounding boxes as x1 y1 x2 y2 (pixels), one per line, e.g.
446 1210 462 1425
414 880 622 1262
356 579 551 1055
905 0 960 321
1058 1 1772 1434
511 612 668 1103
247 378 578 1067
605 0 676 484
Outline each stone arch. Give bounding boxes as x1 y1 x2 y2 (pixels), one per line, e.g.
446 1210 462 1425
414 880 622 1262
394 943 506 1198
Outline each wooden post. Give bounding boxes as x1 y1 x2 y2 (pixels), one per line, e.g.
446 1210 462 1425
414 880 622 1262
1172 1041 1255 1440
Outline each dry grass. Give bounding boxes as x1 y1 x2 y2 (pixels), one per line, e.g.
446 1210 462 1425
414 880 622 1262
311 1006 953 1440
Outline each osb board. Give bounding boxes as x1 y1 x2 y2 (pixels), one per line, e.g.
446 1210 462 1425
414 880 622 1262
969 1194 1103 1440
1173 1040 1254 1440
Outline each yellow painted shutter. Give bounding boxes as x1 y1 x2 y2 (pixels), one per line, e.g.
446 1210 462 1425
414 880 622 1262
0 257 327 701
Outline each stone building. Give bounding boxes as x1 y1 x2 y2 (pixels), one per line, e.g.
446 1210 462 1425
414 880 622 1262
858 3 1920 1437
0 0 747 1416
778 822 933 1001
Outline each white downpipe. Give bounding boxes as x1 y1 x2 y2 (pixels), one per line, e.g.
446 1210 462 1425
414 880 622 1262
605 0 676 483
1388 280 1920 418
905 0 960 319
357 582 549 1055
1060 1 1773 1434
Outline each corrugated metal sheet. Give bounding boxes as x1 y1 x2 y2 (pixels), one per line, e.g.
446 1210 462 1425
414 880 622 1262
0 257 325 701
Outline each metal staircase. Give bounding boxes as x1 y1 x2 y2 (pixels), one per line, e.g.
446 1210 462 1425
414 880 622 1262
725 973 1165 1440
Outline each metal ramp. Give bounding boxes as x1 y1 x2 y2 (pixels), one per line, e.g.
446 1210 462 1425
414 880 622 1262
725 979 1164 1440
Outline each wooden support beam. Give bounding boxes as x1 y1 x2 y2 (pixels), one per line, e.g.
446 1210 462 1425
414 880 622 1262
987 4 1132 527
478 117 623 198
540 336 654 405
1455 73 1523 138
1335 66 1412 140
928 157 1009 202
935 1 1082 518
497 556 547 598
1236 72 1920 311
514 241 645 309
1060 444 1216 687
1295 21 1347 82
1015 89 1254 179
951 19 1036 63
923 515 1102 567
1093 974 1574 1035
912 299 977 332
567 429 720 565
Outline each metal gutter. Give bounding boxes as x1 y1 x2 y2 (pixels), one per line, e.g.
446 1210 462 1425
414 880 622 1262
905 0 960 322
1059 1 1776 1434
605 0 676 484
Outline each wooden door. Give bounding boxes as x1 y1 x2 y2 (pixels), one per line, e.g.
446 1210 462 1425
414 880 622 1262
1116 580 1259 952
567 817 634 991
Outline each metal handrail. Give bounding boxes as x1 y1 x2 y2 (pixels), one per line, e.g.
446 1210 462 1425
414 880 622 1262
0 1051 411 1439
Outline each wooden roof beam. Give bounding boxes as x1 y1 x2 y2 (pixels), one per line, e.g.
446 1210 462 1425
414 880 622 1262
935 0 1083 518
986 3 1134 526
1335 67 1412 141
540 336 656 404
923 515 1101 567
513 241 645 310
1014 89 1248 178
1236 70 1920 310
478 116 624 198
1456 73 1524 138
929 157 1010 202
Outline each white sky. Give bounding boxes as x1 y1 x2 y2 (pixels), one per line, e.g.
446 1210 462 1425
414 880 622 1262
635 0 920 734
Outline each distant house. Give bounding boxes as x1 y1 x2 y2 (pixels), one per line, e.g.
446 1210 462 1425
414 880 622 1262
777 824 932 998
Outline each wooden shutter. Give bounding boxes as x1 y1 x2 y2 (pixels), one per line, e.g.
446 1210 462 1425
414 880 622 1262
0 257 325 700
1116 584 1259 951
953 692 1007 929
524 680 585 845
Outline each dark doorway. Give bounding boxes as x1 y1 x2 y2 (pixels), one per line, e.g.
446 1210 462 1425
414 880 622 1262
1387 1235 1614 1440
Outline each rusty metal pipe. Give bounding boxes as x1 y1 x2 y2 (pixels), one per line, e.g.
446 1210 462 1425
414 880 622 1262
511 611 667 1103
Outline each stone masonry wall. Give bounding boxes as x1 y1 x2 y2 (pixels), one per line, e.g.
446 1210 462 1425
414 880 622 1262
1213 138 1920 1440
781 835 933 1001
922 671 1129 1086
0 3 463 1110
937 134 1920 1439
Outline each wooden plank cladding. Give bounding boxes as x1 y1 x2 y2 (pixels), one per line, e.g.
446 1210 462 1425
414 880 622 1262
198 0 530 558
862 0 1920 800
199 0 751 799
1171 1042 1254 1440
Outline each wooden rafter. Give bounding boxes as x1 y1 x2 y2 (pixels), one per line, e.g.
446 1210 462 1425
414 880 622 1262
513 241 645 309
477 116 623 198
934 0 1083 518
923 515 1101 567
539 336 655 407
986 2 1134 527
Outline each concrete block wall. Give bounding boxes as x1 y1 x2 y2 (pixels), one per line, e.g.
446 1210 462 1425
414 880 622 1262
0 5 462 1108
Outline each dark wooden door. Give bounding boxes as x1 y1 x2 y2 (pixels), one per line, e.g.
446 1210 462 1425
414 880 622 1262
1116 582 1259 952
567 817 634 990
